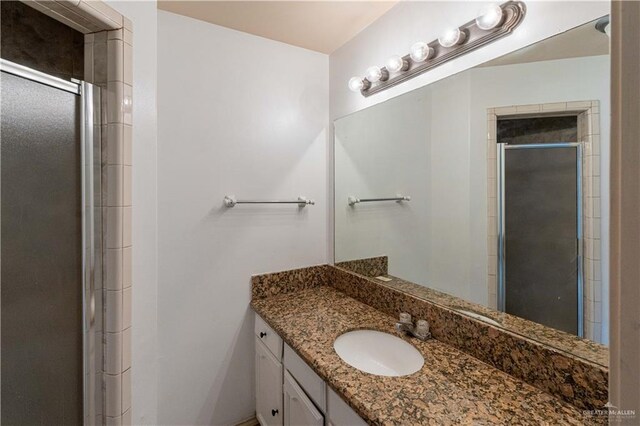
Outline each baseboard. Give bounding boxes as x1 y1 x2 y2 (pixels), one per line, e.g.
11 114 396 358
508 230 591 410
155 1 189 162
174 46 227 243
235 415 259 426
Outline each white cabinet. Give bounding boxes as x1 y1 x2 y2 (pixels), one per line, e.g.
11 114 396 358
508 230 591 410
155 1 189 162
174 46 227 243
256 337 283 426
326 387 368 426
254 314 365 426
283 344 326 412
256 314 283 360
283 371 324 426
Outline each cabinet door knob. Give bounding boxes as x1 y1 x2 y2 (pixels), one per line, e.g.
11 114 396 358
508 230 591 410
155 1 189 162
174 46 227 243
260 332 267 338
271 409 279 416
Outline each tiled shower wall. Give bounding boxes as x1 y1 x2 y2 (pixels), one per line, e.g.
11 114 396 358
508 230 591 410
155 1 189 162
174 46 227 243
486 102 603 343
85 21 133 424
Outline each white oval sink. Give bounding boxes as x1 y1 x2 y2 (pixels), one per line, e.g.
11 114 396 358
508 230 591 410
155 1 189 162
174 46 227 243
333 330 424 377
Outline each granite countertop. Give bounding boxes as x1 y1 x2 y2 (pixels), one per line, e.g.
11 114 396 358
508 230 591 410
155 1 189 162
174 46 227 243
372 274 609 368
252 285 602 425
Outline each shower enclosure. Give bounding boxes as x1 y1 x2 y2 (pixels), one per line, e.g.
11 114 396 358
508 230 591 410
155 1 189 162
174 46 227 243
497 140 583 336
1 59 102 424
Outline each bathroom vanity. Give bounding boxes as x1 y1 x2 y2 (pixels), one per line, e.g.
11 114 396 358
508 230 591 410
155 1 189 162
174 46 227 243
255 315 366 426
251 265 607 425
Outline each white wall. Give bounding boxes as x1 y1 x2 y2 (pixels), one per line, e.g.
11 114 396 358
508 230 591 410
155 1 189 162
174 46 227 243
104 1 159 424
335 55 610 320
157 11 329 425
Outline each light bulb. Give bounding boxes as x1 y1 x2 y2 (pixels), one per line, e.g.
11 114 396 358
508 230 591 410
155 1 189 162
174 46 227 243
604 22 611 37
438 28 466 48
409 42 433 63
386 55 408 73
476 4 504 30
366 66 383 83
348 76 370 92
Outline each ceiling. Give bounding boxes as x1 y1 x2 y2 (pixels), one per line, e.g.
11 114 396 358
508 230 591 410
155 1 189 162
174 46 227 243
482 18 609 67
157 1 398 54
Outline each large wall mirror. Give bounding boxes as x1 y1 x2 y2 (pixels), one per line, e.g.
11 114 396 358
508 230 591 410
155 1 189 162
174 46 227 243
334 17 610 364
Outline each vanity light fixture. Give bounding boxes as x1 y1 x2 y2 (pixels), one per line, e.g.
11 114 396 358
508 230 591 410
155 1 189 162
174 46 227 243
476 4 505 30
365 66 389 83
595 16 610 37
349 1 526 97
438 28 466 48
386 55 410 73
409 41 434 63
348 76 371 92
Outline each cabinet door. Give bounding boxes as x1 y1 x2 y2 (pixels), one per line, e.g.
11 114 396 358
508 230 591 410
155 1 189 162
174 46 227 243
327 387 367 426
256 338 283 426
283 371 323 426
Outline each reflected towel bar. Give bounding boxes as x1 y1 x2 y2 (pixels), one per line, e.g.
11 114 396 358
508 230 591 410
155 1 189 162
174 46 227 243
348 195 411 206
224 195 315 208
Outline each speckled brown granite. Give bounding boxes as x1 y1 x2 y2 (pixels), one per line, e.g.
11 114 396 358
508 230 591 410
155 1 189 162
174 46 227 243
252 286 606 425
365 272 608 367
336 256 388 277
327 266 608 411
251 264 328 299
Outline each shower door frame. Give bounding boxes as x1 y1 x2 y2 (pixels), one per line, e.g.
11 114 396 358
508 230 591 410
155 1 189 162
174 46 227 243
496 141 584 337
0 58 102 422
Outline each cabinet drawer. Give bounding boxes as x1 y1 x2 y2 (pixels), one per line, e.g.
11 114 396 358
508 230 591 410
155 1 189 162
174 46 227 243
327 387 367 426
284 343 326 413
255 314 283 361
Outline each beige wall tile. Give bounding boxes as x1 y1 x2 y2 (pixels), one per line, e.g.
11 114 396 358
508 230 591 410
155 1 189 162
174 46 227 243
108 29 123 41
107 39 124 83
105 331 123 374
567 100 592 109
123 29 133 46
107 165 123 206
94 40 108 84
123 247 132 288
122 369 131 413
107 81 124 124
123 84 133 125
124 166 132 206
516 104 541 113
122 409 131 426
123 207 132 247
124 43 133 85
123 125 132 165
107 124 123 165
84 42 94 82
95 291 103 332
106 415 122 426
488 255 497 275
106 207 123 248
105 373 122 417
494 106 516 115
542 102 567 112
123 288 132 330
590 113 601 136
123 15 132 31
106 290 123 333
106 248 123 291
122 327 131 371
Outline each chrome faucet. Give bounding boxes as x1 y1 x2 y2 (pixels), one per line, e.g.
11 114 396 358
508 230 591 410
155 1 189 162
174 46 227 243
395 312 432 341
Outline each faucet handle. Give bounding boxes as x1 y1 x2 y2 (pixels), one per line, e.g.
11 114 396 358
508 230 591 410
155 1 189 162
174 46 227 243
416 319 430 334
399 312 412 324
415 319 431 339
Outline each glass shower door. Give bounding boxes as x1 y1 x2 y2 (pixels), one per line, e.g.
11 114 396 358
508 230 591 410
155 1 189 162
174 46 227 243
497 143 583 336
1 60 101 425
